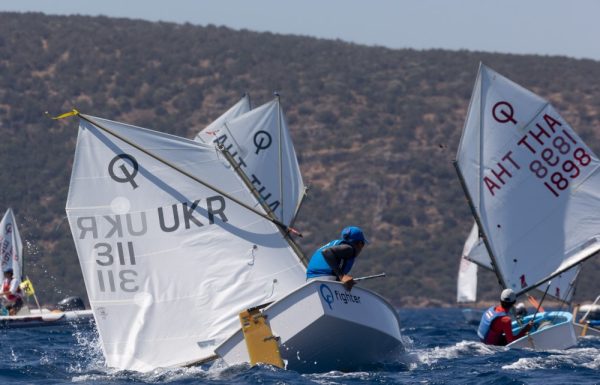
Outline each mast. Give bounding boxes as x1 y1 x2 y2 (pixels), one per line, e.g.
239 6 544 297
275 92 284 224
453 161 506 288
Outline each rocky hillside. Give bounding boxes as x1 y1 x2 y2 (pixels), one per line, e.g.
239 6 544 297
1 12 599 306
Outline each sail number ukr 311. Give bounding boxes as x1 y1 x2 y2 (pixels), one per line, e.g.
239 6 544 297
77 196 228 293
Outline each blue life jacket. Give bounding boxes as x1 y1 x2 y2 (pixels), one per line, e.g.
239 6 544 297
477 306 508 340
306 239 355 279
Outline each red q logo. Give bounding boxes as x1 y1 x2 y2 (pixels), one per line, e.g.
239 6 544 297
492 101 517 125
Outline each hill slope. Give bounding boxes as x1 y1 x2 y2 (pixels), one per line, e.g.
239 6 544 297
1 12 599 306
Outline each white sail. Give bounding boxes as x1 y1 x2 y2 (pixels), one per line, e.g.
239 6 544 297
461 222 580 302
457 224 478 303
456 64 600 296
0 208 23 280
194 98 305 226
194 94 251 144
65 114 306 371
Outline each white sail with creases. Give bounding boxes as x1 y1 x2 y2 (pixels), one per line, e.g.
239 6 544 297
195 97 305 226
194 94 251 144
0 208 23 280
457 223 478 303
65 115 306 371
461 222 580 302
456 64 600 296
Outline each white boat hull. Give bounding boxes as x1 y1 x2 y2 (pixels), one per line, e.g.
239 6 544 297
215 280 404 372
0 309 94 329
507 311 577 350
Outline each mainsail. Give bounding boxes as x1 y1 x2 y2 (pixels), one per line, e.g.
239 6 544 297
456 64 600 296
195 96 305 226
65 114 306 371
0 208 23 280
195 94 251 144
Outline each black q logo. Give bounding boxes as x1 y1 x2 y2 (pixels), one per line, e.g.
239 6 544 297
253 130 272 155
108 154 139 189
492 101 517 125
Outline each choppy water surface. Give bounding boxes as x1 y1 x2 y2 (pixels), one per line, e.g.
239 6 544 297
0 308 597 384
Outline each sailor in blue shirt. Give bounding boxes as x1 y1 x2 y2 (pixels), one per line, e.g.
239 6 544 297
306 226 368 290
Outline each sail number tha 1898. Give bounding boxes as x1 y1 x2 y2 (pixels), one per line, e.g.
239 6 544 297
95 241 139 292
525 130 591 197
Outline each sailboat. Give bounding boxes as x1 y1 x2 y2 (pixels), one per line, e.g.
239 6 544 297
63 101 403 372
455 63 600 350
0 208 92 328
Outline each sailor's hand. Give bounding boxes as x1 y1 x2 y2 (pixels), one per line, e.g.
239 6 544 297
340 275 355 291
524 321 534 333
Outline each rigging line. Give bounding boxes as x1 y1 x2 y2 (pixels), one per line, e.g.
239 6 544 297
74 112 301 236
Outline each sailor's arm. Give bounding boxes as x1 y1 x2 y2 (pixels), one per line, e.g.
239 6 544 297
322 244 355 280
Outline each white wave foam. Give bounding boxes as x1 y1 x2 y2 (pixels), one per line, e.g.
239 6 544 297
502 347 600 371
307 370 374 384
410 340 498 367
72 364 209 383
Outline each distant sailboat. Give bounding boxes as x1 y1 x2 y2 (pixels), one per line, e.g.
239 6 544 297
456 224 481 325
0 208 23 290
455 64 600 349
457 224 478 304
0 208 92 328
64 104 403 372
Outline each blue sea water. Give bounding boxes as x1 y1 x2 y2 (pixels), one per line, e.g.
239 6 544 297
0 308 598 385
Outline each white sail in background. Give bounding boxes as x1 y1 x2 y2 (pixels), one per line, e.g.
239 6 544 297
66 115 306 371
194 94 251 143
456 64 600 296
0 208 23 280
457 224 478 303
461 222 580 302
195 98 305 226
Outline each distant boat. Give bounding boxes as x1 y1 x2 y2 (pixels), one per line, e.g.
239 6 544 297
455 64 600 350
63 100 403 372
572 294 600 337
0 208 92 328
